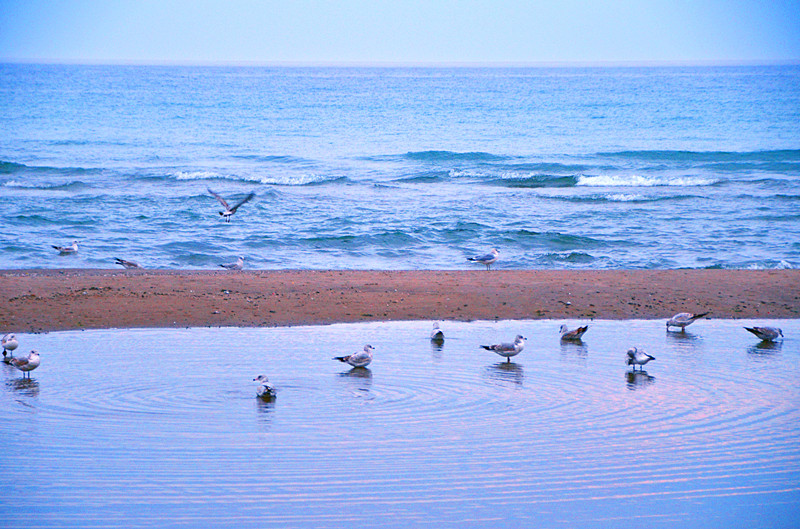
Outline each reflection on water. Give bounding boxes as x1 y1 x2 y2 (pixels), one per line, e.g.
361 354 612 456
0 319 798 529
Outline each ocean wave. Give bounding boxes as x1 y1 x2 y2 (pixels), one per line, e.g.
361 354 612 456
600 149 800 163
0 160 93 176
172 170 342 186
576 174 719 187
537 251 598 264
489 174 578 188
0 161 27 174
2 179 91 191
403 150 510 162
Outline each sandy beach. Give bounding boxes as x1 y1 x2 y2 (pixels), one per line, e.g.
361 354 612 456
1 269 797 332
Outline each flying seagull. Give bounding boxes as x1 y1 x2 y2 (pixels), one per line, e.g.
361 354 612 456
626 347 655 370
481 335 526 362
560 324 589 341
744 326 783 342
467 248 499 271
334 345 375 368
666 312 709 331
114 257 143 269
52 241 78 255
208 188 255 222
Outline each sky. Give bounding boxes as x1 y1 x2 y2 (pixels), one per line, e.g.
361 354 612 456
0 0 798 65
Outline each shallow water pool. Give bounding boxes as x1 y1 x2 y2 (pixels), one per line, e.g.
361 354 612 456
2 319 799 528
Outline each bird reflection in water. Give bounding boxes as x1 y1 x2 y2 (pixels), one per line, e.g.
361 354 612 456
560 340 588 358
6 377 40 397
486 362 525 387
338 367 373 399
747 340 782 358
626 370 655 390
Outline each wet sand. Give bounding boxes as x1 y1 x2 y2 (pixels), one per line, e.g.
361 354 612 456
1 269 798 332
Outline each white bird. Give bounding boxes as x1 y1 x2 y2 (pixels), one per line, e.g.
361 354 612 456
482 335 526 362
626 347 655 370
744 326 783 342
666 312 709 331
114 257 143 269
430 322 445 342
52 241 78 255
219 256 244 270
334 345 375 368
560 324 589 341
467 248 499 271
208 188 255 222
2 333 19 364
11 350 40 378
253 375 276 399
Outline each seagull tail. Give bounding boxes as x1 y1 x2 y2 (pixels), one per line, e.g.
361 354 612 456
480 345 493 351
333 356 349 362
694 312 710 320
744 327 760 336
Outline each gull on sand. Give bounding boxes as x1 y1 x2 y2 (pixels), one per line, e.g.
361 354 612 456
220 256 244 270
52 241 78 255
430 322 445 342
2 333 19 364
744 326 783 342
334 345 374 368
666 312 709 331
208 188 255 222
560 324 589 341
253 375 276 399
467 248 499 271
114 257 143 269
626 347 655 370
482 335 526 362
11 350 40 378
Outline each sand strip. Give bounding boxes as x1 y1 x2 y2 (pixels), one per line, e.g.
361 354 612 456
1 269 798 332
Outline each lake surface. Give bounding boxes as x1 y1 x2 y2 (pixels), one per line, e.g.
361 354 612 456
2 64 799 270
1 319 799 528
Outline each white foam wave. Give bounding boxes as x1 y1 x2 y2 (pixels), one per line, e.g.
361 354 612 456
606 193 647 202
174 170 223 181
173 169 333 186
577 174 719 187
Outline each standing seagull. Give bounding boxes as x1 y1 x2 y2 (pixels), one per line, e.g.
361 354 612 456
666 312 709 331
744 326 783 342
208 188 255 222
11 350 40 378
52 241 78 255
2 333 19 364
482 335 526 362
467 248 499 271
219 256 244 270
334 345 375 368
253 375 277 400
626 347 655 371
560 324 589 341
114 257 143 269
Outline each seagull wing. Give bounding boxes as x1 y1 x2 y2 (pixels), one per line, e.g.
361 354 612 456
229 192 256 213
208 188 231 210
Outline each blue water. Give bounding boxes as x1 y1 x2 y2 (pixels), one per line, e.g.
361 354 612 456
2 64 799 270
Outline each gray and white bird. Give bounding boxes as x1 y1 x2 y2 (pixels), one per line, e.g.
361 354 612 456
11 350 40 378
253 375 277 400
744 326 783 342
2 333 19 364
208 188 255 222
114 257 143 269
334 345 375 368
430 322 445 342
467 248 499 271
219 256 244 270
52 241 78 255
626 347 655 370
559 324 589 341
666 312 709 331
482 335 526 362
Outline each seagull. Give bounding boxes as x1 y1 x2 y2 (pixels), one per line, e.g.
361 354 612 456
114 257 143 269
208 188 255 222
744 326 783 342
666 312 709 331
467 248 499 271
560 324 589 341
11 350 40 378
626 347 655 370
334 345 374 368
2 333 19 364
482 335 526 362
52 241 78 255
430 322 445 342
219 256 244 270
253 375 277 400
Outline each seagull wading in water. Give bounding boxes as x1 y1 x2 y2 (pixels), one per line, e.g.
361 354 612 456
666 312 709 331
208 188 255 222
334 345 375 368
430 322 445 342
253 375 276 399
626 347 655 370
559 324 589 341
482 335 526 362
2 333 19 364
744 326 783 342
467 248 499 271
11 350 40 378
52 241 78 255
